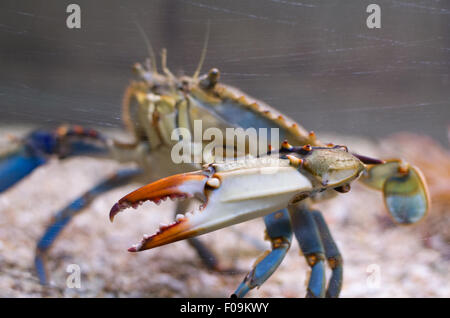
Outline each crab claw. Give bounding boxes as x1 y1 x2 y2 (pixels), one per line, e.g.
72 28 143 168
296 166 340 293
110 147 366 252
109 170 212 222
360 160 430 224
111 158 312 251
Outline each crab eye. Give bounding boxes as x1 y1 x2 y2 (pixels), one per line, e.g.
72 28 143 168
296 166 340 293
209 68 220 77
207 68 220 85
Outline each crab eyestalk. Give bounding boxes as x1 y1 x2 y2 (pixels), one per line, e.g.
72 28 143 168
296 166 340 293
359 159 430 224
110 146 366 252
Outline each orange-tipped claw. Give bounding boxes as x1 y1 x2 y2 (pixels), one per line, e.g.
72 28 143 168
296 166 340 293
109 171 210 222
128 216 197 252
110 148 370 253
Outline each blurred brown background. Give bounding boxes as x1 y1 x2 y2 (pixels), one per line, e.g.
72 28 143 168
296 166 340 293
0 0 449 146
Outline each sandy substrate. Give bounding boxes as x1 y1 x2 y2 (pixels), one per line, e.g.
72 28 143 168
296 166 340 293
0 127 448 297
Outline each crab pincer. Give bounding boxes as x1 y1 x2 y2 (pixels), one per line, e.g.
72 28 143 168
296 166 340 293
109 147 367 253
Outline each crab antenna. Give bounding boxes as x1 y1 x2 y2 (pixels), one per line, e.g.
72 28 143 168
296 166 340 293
161 48 176 79
193 20 211 79
133 19 158 74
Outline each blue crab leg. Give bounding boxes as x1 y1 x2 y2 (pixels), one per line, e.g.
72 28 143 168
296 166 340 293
232 209 292 298
311 210 343 298
35 168 142 285
0 145 46 192
0 126 109 193
289 203 326 298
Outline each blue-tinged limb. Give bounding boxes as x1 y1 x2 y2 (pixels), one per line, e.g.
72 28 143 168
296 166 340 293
233 209 292 298
35 168 142 285
0 126 109 193
289 204 326 298
311 210 343 298
0 145 46 192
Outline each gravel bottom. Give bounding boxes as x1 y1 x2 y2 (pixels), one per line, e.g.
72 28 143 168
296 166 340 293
0 127 448 298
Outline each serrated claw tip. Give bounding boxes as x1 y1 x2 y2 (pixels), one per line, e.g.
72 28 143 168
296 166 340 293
109 202 121 222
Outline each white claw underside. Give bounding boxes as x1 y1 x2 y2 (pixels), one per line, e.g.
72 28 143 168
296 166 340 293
131 165 314 249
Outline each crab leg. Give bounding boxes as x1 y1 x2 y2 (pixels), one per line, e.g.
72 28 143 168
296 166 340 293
233 209 292 298
35 168 142 285
0 126 108 193
311 210 343 298
109 145 370 296
0 145 46 192
289 203 327 298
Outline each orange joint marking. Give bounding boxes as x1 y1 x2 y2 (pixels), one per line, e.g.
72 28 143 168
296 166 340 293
302 144 312 152
398 162 409 175
306 253 324 266
286 155 303 167
327 143 334 147
270 237 290 249
250 102 259 110
327 256 342 269
281 140 293 150
56 125 69 137
237 96 248 104
73 125 84 135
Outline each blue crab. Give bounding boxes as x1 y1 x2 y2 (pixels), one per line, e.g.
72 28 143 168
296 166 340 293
0 45 429 297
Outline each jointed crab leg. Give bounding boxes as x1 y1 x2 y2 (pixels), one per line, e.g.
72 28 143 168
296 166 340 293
233 209 293 297
110 145 367 297
0 126 108 193
311 210 343 298
234 206 343 298
0 144 46 192
35 168 142 285
289 203 327 297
